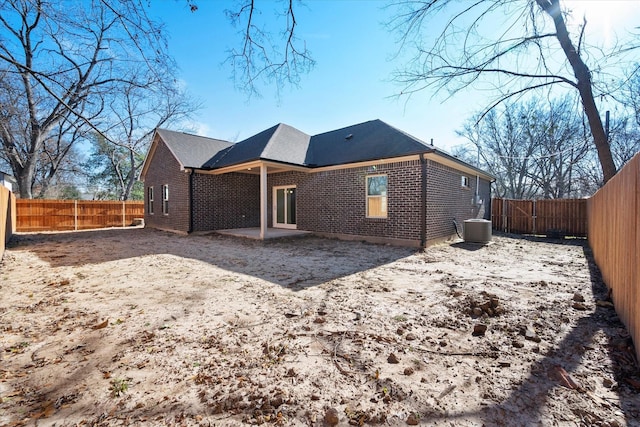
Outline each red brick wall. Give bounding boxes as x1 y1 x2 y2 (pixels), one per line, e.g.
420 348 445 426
191 172 260 231
425 160 491 241
268 161 423 241
144 140 190 233
145 148 491 244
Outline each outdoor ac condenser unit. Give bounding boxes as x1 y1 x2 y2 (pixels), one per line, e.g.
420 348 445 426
464 219 492 244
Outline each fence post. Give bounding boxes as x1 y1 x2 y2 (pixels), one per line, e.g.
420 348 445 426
532 200 537 235
74 200 78 231
502 198 507 232
122 201 125 228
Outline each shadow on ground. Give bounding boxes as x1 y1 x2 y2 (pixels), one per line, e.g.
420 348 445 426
4 229 638 425
421 235 640 425
8 227 416 289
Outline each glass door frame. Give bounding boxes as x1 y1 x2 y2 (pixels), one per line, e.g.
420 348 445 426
272 185 297 229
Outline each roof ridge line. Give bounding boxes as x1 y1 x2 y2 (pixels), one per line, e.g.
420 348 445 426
262 123 284 158
207 123 283 168
383 121 432 149
205 142 235 168
157 128 231 144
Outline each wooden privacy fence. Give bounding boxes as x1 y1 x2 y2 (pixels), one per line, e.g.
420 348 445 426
492 197 588 237
16 200 144 232
1 186 16 259
588 153 640 362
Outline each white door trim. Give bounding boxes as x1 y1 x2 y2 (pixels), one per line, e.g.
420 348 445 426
273 185 297 229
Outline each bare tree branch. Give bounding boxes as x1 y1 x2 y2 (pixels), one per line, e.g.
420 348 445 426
388 0 634 183
0 0 174 198
457 95 591 198
224 0 315 97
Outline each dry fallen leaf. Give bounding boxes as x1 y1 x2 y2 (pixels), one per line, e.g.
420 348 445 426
549 365 582 391
32 402 56 420
92 319 109 330
43 404 55 417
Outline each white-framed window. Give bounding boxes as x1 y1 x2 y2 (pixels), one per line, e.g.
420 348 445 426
162 184 169 215
461 175 470 188
147 186 154 215
366 174 388 218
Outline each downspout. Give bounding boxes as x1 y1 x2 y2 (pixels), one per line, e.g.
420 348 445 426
188 169 194 233
419 153 427 249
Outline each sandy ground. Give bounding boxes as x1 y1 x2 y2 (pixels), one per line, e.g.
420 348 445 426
0 228 638 427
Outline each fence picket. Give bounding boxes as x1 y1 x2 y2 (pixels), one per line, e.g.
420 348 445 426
16 200 144 232
491 197 587 237
588 153 640 362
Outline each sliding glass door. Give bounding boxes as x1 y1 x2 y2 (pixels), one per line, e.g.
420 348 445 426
273 185 296 229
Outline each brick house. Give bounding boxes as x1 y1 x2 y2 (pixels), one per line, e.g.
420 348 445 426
140 119 493 247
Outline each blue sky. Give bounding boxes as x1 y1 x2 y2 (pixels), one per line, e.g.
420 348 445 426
146 0 640 152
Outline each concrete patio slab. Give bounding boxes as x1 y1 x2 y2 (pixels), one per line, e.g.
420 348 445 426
215 227 312 240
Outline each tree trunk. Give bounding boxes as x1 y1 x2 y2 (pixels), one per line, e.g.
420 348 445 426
121 150 137 201
16 171 34 199
578 81 617 183
538 0 617 183
8 147 35 199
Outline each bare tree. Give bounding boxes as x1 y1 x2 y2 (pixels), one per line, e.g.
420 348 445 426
526 97 590 198
389 0 635 184
36 140 87 199
567 68 640 194
458 106 540 199
87 75 200 201
457 96 590 199
34 118 91 198
614 69 640 167
570 112 639 194
224 0 315 97
0 0 172 198
609 120 640 169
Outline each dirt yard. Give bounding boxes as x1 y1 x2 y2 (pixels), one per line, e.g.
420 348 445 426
0 228 638 426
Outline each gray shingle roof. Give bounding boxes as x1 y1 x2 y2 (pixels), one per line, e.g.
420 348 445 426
203 123 311 169
200 119 432 169
150 120 491 179
155 128 232 169
306 119 431 166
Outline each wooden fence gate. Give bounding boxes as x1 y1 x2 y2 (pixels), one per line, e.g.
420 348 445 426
491 197 588 237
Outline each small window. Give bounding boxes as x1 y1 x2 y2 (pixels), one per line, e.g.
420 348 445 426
461 176 470 188
147 186 154 215
366 175 387 218
162 184 169 215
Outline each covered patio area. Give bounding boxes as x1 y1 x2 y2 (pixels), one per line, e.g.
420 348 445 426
205 159 309 240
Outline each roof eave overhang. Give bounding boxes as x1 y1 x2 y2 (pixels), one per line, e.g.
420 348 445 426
192 151 494 182
139 132 160 182
197 159 312 175
425 150 495 182
310 154 424 172
312 151 494 181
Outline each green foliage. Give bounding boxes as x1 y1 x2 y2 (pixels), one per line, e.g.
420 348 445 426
129 181 144 201
84 133 146 200
110 378 129 397
59 185 82 200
